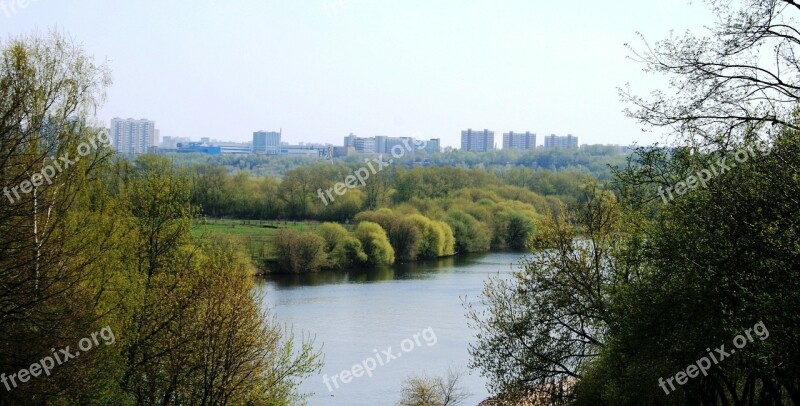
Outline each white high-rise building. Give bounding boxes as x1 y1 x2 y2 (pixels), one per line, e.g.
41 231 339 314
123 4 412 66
461 129 494 152
543 134 578 149
110 118 157 155
253 130 281 154
503 131 537 151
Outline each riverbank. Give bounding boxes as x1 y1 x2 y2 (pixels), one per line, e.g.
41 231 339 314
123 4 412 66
194 217 531 275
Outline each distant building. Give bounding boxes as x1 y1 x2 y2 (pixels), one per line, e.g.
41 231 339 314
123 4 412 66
461 129 494 152
110 118 158 155
340 134 437 155
177 142 221 155
383 137 412 155
424 138 441 154
161 135 191 150
374 136 387 155
332 146 355 157
543 134 578 149
344 133 357 148
215 141 252 154
253 130 281 154
503 131 536 151
281 145 323 157
353 137 376 154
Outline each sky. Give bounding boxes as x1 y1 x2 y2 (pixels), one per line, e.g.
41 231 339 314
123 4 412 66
1 0 713 148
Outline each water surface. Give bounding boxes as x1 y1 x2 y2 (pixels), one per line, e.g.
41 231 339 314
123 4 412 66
258 251 531 406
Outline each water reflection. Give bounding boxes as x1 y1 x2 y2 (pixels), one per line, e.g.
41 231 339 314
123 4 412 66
258 254 487 288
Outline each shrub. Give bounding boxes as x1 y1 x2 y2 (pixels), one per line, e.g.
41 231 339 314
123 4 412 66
354 222 395 265
356 210 421 262
317 222 350 252
409 215 454 258
330 236 368 269
272 229 328 273
445 210 491 253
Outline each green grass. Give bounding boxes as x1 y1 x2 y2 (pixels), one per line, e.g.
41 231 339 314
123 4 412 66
193 219 323 261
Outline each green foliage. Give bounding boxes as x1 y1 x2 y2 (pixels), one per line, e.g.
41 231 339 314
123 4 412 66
272 229 328 273
467 128 800 404
408 214 449 259
354 221 395 265
355 209 422 262
330 235 369 269
571 134 800 405
503 212 535 250
317 222 350 252
466 184 633 401
445 210 491 253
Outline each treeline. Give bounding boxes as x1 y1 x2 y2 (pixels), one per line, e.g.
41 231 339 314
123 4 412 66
0 33 320 405
184 162 587 222
167 144 626 181
270 198 537 272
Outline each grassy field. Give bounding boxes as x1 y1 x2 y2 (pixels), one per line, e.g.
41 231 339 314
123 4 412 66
193 219 323 262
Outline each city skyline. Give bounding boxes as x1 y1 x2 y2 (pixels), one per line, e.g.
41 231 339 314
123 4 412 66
2 1 713 149
105 117 592 152
154 127 590 150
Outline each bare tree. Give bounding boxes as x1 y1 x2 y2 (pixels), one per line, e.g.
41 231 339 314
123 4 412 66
622 0 800 150
398 367 470 406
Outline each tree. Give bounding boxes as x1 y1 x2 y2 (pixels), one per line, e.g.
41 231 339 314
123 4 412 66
330 235 369 269
278 167 323 219
354 221 395 265
504 212 535 250
466 185 635 402
577 131 800 405
623 0 800 151
190 164 230 217
317 222 350 253
0 31 119 403
179 238 323 405
355 209 422 262
408 215 451 259
272 229 328 273
445 211 491 253
119 155 206 404
398 368 470 406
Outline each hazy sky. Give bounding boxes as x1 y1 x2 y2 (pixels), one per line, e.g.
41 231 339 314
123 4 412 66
2 0 711 147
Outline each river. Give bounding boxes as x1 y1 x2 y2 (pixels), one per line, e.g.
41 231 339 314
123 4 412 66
257 251 532 406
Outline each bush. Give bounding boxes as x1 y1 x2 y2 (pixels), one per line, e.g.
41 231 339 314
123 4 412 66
330 235 369 269
409 215 454 258
272 229 328 273
356 209 421 262
317 222 350 252
354 222 395 265
445 210 491 253
505 212 535 250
